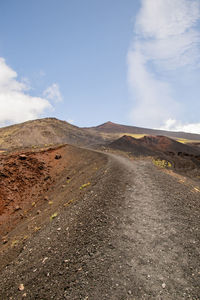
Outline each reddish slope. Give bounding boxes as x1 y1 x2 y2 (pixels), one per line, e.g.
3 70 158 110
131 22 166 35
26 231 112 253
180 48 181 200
139 135 200 155
109 135 200 156
0 145 106 240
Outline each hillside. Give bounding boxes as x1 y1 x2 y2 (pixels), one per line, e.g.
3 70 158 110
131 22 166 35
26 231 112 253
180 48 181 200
109 135 200 178
109 135 156 156
0 118 104 149
139 135 200 154
0 147 199 299
1 118 200 150
0 122 200 298
0 144 107 267
87 121 200 141
109 135 200 155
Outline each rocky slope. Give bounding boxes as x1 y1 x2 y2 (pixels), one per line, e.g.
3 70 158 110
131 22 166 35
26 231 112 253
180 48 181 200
1 118 200 150
108 135 200 178
0 118 104 149
0 153 199 299
0 144 107 269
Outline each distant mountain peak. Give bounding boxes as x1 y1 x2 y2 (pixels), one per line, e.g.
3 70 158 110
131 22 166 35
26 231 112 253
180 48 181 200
90 121 200 140
95 121 120 129
100 121 115 126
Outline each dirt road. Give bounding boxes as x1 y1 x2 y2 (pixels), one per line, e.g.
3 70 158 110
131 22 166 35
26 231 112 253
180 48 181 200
0 153 199 299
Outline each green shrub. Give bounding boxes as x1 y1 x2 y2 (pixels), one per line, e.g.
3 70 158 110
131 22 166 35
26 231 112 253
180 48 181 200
153 159 172 168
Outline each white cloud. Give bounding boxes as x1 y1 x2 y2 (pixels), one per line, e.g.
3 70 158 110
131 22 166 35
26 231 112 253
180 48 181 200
127 49 179 127
161 119 200 134
0 57 52 126
141 29 200 70
136 0 200 39
128 0 200 130
43 83 63 103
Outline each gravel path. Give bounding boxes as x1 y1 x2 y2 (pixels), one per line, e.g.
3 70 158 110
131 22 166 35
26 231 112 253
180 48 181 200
0 153 199 299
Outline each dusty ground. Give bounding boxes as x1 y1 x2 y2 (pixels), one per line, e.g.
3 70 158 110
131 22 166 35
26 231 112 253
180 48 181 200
0 145 106 270
0 149 199 299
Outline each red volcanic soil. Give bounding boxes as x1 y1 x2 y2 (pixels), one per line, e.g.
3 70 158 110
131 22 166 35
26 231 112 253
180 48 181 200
139 135 200 154
0 141 200 298
0 146 63 237
0 144 106 266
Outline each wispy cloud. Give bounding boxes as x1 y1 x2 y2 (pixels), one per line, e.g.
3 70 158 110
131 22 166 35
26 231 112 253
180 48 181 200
0 57 52 126
127 48 179 127
43 83 63 103
161 119 200 134
128 0 200 132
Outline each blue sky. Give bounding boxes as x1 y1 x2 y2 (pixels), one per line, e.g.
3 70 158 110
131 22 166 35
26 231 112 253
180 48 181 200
0 0 200 133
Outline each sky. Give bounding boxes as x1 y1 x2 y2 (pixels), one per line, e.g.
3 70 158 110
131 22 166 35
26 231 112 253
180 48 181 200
0 0 200 133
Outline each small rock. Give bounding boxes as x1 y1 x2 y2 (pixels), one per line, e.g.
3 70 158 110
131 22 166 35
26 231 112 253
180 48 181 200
0 171 8 178
22 293 27 298
19 155 27 160
38 165 44 170
55 154 62 159
128 290 132 295
20 213 24 219
44 196 49 201
162 283 166 289
2 238 8 244
18 283 24 291
42 257 48 264
44 175 50 181
14 205 20 211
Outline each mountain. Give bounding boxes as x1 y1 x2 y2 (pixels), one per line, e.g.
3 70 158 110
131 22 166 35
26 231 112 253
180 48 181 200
109 135 200 178
1 118 200 150
108 135 155 156
0 118 104 149
139 135 200 155
88 121 200 141
109 135 200 156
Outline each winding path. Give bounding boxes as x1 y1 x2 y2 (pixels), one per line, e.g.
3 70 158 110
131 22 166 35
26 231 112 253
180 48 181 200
0 153 199 299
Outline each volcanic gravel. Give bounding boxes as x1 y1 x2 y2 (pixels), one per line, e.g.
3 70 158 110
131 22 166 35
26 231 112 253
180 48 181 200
0 153 199 299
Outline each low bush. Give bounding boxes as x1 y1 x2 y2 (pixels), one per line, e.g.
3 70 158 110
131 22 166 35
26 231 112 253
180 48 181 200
153 159 172 168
